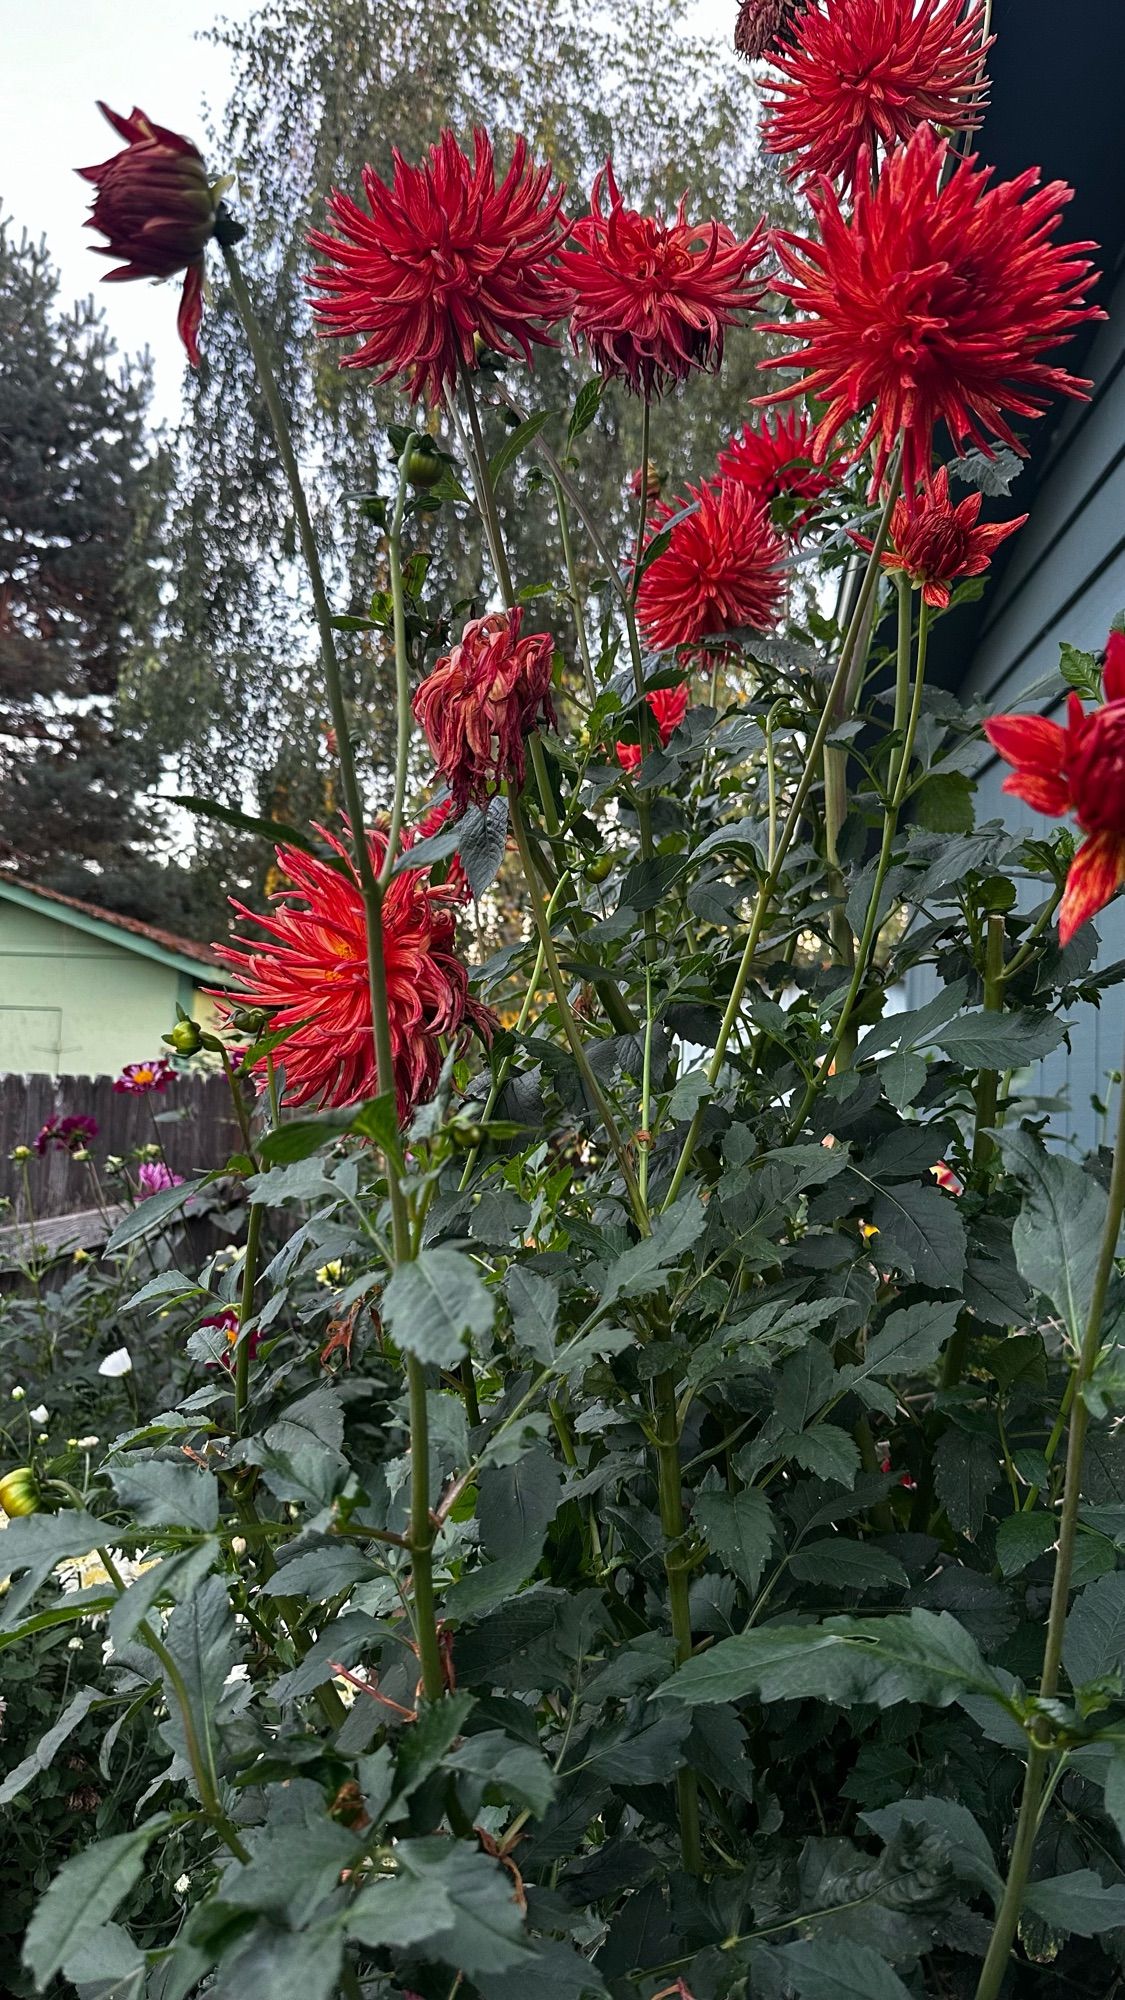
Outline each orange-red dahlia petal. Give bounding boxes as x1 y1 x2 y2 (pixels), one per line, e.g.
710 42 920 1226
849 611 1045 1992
212 824 492 1119
1059 830 1125 945
880 466 1026 604
760 125 1102 493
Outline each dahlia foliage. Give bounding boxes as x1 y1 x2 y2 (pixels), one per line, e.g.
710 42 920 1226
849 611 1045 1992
29 20 1125 2000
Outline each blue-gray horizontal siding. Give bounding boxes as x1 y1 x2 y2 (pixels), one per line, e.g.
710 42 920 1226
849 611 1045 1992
921 259 1125 1150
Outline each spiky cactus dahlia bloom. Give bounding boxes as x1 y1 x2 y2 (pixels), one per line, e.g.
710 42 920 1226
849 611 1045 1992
985 646 1125 944
762 126 1101 494
865 467 1026 607
637 481 785 652
214 828 492 1117
762 0 990 193
413 609 557 813
717 408 842 521
307 129 570 406
557 162 768 396
77 102 217 365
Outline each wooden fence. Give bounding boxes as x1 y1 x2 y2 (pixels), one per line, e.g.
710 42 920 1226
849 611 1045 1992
0 1071 243 1224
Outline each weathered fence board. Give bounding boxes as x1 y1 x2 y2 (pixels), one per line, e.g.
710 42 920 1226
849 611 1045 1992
0 1072 242 1222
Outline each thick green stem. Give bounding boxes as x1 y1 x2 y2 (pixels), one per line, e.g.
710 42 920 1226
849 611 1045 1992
509 794 647 1230
943 909 1007 1390
407 1354 445 1702
974 1021 1125 2000
233 1201 264 1435
785 588 929 1139
662 468 903 1209
652 1371 703 1872
223 244 444 1698
551 474 596 701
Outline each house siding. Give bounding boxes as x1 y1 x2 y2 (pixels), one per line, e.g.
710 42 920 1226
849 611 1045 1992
0 903 223 1078
916 258 1125 1151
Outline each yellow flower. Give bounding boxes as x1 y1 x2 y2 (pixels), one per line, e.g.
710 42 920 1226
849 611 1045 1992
316 1260 345 1286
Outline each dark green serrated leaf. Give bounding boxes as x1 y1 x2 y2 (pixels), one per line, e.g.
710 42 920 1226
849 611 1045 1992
109 1459 218 1532
384 1245 494 1365
23 1824 164 1986
694 1488 774 1594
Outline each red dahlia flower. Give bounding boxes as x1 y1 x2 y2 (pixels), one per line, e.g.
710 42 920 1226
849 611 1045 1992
637 481 785 653
763 0 989 193
557 162 768 396
413 608 556 813
984 655 1125 943
34 1114 99 1157
214 827 492 1118
78 102 217 366
735 0 808 61
862 465 1026 608
616 683 691 772
762 125 1102 494
717 408 842 522
307 129 570 407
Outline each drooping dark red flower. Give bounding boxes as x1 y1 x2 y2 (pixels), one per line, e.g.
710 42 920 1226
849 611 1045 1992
114 1059 174 1095
616 683 691 772
77 102 217 366
637 480 785 653
557 162 768 396
307 129 570 406
200 1308 259 1373
761 125 1102 494
213 826 492 1117
735 0 808 61
762 0 990 193
717 408 843 524
859 465 1026 607
34 1114 99 1157
984 658 1125 943
413 608 556 813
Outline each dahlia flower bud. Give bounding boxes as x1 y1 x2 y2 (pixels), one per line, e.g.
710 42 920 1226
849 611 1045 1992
78 102 219 366
0 1468 40 1518
164 1016 204 1056
413 608 557 813
629 462 663 502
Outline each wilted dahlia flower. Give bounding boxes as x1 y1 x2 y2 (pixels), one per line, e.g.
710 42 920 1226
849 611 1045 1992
307 129 570 406
214 827 492 1117
761 126 1102 494
762 0 990 193
77 102 217 365
557 162 768 397
637 481 785 653
413 609 556 813
985 650 1125 944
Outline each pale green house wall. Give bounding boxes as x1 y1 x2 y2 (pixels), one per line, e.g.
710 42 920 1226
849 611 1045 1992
0 899 224 1078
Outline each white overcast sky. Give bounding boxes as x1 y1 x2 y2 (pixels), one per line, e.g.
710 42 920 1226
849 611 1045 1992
0 0 731 426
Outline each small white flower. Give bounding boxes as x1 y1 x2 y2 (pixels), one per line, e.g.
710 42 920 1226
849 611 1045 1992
10 1387 24 1402
230 1535 247 1557
223 1662 249 1687
98 1348 133 1378
37 1433 48 1444
75 1436 99 1451
67 1636 83 1651
29 1404 48 1425
174 1873 191 1896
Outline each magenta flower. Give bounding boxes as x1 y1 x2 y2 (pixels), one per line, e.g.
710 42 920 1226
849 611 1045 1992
136 1161 184 1197
113 1059 174 1095
34 1115 99 1157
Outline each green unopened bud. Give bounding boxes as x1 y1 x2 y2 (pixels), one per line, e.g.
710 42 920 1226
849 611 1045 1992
9 1145 31 1162
405 440 443 490
164 1017 204 1056
230 1007 269 1037
0 1467 40 1518
584 854 615 884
